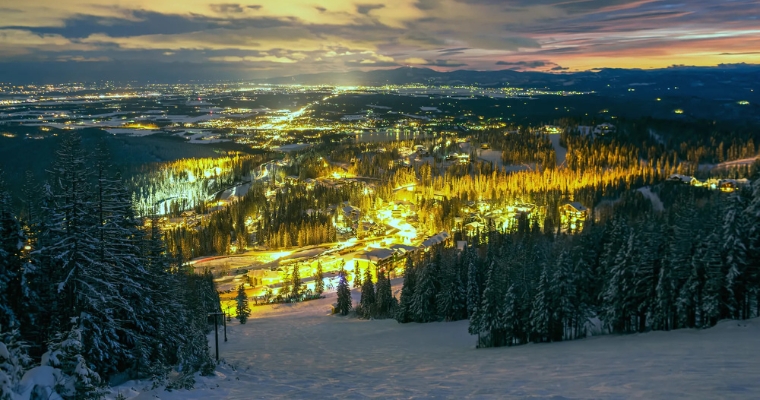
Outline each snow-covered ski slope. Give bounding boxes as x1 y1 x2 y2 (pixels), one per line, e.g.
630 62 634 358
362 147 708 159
116 289 760 399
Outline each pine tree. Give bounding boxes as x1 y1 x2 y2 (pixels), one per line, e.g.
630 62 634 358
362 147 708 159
336 266 352 316
291 263 302 301
396 257 417 323
236 284 250 324
43 324 104 399
34 133 129 377
314 262 325 295
466 259 480 319
353 265 362 289
0 172 25 331
437 256 467 322
374 267 397 319
723 193 749 319
602 230 635 333
530 261 553 342
358 267 375 319
552 248 577 340
410 260 438 323
0 330 29 399
469 260 505 347
501 283 521 346
745 178 760 317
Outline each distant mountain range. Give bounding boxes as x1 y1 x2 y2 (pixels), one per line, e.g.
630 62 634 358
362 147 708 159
262 65 760 98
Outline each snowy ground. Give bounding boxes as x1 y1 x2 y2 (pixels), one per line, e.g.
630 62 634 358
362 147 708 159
637 186 664 211
547 133 567 167
113 288 760 399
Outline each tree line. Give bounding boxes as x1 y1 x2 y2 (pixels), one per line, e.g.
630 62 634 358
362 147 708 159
385 180 760 348
0 134 220 399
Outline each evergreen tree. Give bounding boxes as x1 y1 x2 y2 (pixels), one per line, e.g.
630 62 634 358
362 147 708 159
353 265 362 289
0 330 29 399
410 260 439 323
236 284 250 324
291 263 302 301
501 283 521 346
722 193 749 319
602 230 635 333
374 267 397 319
43 324 104 399
530 261 553 342
396 257 417 323
469 260 506 347
466 259 480 319
314 262 325 295
358 267 375 319
0 172 25 331
437 255 467 322
34 134 129 377
336 266 352 316
552 248 577 340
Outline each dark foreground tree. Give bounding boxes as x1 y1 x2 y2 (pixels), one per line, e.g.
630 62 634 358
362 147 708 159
236 284 250 324
336 266 352 316
358 267 375 319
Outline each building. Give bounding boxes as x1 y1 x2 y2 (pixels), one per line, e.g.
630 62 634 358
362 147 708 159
560 201 589 232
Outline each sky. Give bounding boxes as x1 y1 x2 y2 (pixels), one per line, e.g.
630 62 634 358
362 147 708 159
1 0 759 82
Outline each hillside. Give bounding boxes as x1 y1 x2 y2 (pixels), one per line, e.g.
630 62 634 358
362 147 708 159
112 288 760 399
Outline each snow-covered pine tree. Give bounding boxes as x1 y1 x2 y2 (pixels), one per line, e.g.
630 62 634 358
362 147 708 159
552 247 577 340
0 172 25 331
37 133 127 378
358 267 375 319
314 261 325 295
395 257 417 323
700 232 725 327
501 283 520 346
236 284 250 324
171 272 216 387
437 251 467 322
530 261 553 342
92 155 150 373
602 228 635 333
0 330 30 399
410 260 439 323
722 192 750 319
631 215 662 332
469 260 506 347
466 259 480 319
336 266 352 316
42 323 104 399
291 263 302 301
374 267 397 319
353 265 362 289
745 178 760 317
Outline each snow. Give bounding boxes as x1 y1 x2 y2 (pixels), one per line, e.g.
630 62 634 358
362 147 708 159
104 128 161 137
547 133 568 167
714 156 759 169
111 289 760 399
17 366 65 400
638 186 664 211
274 143 312 152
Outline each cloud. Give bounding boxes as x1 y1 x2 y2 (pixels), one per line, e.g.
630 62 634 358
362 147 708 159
1 0 760 79
208 55 298 63
356 4 385 15
496 60 549 68
402 57 467 67
345 60 399 67
0 29 96 57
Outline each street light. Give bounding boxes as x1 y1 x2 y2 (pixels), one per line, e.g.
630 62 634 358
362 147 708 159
207 311 226 361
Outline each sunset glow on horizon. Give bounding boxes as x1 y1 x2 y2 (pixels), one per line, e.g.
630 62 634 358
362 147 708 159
1 0 759 81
